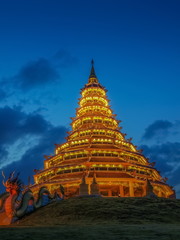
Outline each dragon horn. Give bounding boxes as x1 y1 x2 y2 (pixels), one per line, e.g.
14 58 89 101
2 180 6 187
2 171 5 179
9 171 15 180
14 172 20 182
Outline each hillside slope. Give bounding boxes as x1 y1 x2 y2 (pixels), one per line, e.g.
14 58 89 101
15 196 180 226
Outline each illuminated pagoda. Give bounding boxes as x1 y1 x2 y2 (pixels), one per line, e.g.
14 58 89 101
32 61 174 198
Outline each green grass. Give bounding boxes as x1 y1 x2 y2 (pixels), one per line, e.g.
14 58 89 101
1 197 180 240
15 196 180 225
1 224 180 240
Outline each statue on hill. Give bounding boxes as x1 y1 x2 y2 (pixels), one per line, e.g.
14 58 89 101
145 179 158 198
79 173 89 195
0 171 59 225
90 173 100 195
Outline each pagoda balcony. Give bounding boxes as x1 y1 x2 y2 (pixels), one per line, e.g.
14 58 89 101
88 171 134 179
38 168 141 183
49 158 86 167
89 157 125 163
56 168 85 175
57 159 87 167
52 172 83 181
66 143 90 150
37 165 151 183
38 172 84 184
91 145 119 149
63 155 88 161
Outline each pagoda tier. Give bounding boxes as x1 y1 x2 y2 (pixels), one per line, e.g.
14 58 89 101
31 62 174 198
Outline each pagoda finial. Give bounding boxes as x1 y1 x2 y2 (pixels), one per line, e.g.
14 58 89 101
89 59 97 79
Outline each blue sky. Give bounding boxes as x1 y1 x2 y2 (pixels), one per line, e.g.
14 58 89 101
0 0 180 197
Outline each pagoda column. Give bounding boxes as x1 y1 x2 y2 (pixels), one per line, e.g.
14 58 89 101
88 181 91 194
119 185 124 197
158 190 162 197
129 181 134 197
108 189 112 196
142 184 146 196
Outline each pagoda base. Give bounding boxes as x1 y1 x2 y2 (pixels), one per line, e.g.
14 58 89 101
31 177 173 199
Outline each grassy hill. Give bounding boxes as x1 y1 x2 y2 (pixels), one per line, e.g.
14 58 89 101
1 197 180 240
16 196 180 225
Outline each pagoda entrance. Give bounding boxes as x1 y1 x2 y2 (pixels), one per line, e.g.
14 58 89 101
99 185 123 197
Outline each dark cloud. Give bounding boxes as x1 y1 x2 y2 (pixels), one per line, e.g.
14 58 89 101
0 50 77 94
169 168 180 187
14 58 60 90
142 120 173 140
22 113 51 134
141 142 180 198
141 142 180 174
141 141 180 198
52 50 78 68
0 105 68 185
141 119 180 197
0 106 50 145
1 126 67 184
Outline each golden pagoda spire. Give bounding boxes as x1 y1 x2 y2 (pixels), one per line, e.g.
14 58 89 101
89 59 96 78
88 59 98 84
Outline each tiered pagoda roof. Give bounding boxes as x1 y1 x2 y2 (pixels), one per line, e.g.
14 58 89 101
32 62 174 198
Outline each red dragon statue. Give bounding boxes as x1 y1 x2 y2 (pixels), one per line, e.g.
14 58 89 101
0 172 60 225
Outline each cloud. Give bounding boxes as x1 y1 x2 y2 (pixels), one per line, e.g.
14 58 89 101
141 142 180 174
13 58 60 91
0 106 50 145
0 50 77 94
52 50 78 68
142 120 173 140
173 183 180 199
141 119 180 198
141 142 180 198
22 113 51 134
0 105 68 185
1 126 67 184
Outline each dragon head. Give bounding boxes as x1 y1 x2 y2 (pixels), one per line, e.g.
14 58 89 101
2 171 23 195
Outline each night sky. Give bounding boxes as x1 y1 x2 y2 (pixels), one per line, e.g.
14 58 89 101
0 0 180 197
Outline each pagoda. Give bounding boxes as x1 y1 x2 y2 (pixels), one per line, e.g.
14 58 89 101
31 61 174 198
